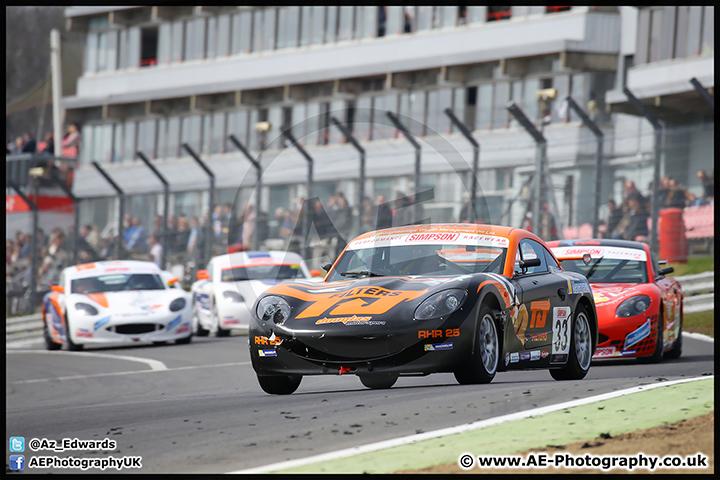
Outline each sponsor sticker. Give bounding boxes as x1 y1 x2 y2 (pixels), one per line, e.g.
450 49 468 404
530 350 541 361
593 292 610 304
552 307 572 355
620 349 637 356
258 349 277 357
571 280 591 293
510 352 519 363
76 328 93 338
519 352 530 361
315 315 385 326
424 342 453 351
593 346 617 358
541 350 549 359
93 316 111 331
167 316 182 331
505 352 510 366
176 323 191 335
550 353 568 364
624 319 651 349
255 335 283 346
552 246 647 262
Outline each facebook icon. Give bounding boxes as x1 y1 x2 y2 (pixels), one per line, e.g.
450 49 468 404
9 454 25 470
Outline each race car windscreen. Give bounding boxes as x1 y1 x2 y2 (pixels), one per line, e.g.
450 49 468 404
560 258 648 284
327 244 507 280
71 273 165 293
221 264 303 282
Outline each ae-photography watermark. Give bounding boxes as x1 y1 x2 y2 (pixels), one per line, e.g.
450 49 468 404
8 436 142 471
459 452 709 471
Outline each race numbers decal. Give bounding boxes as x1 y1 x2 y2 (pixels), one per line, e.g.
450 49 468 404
552 307 572 355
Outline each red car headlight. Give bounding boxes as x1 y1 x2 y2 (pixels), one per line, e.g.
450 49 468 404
615 295 651 318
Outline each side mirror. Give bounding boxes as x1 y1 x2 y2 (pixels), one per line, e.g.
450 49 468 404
196 270 210 280
321 262 333 272
51 285 64 293
167 277 179 286
658 267 674 276
519 258 542 269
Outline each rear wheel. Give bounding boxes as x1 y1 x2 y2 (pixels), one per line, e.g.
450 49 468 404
454 304 499 385
359 373 399 389
42 308 61 351
193 311 209 337
550 305 592 381
665 309 682 360
257 375 302 395
65 315 84 351
645 312 665 363
213 306 231 337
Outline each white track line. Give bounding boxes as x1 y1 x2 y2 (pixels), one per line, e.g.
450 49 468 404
8 350 168 371
682 332 714 343
230 375 714 474
9 360 250 385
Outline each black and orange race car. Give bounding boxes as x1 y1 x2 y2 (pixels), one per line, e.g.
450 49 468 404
547 239 683 363
249 224 598 394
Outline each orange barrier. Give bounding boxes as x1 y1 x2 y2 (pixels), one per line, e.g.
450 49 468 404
658 208 687 263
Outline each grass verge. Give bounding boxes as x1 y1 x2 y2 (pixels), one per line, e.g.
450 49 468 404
667 255 715 277
683 310 714 338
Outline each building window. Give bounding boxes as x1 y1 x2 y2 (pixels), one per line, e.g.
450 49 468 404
552 75 570 123
439 6 457 28
648 8 664 63
211 111 226 154
372 93 398 139
171 20 184 63
205 16 217 59
416 6 433 31
545 6 571 14
407 91 427 137
492 82 509 129
117 29 128 69
140 27 159 67
167 116 181 157
185 18 206 61
701 6 714 55
337 6 355 41
181 115 203 153
311 6 326 44
326 6 338 43
122 120 137 162
426 89 453 136
358 6 377 39
157 23 171 65
377 6 386 37
85 33 98 72
266 106 283 149
277 6 300 49
217 14 231 57
263 7 277 51
487 7 512 22
385 6 403 35
299 6 313 46
305 102 321 145
226 109 249 152
232 10 252 55
248 108 259 151
328 100 346 144
354 96 372 141
128 27 141 68
105 31 118 71
137 119 157 158
155 118 167 159
476 84 493 130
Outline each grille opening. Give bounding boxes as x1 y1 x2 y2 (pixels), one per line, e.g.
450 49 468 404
111 324 162 335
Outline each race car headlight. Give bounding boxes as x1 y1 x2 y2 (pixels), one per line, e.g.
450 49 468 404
616 295 651 318
169 298 187 312
223 291 245 303
256 295 291 325
414 289 467 320
75 302 98 316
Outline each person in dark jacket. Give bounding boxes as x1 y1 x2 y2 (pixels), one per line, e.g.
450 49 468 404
375 194 393 230
21 133 37 153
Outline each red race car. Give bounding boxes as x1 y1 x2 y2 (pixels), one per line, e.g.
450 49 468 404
547 239 682 363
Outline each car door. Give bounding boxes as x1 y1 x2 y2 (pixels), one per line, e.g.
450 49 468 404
510 239 570 356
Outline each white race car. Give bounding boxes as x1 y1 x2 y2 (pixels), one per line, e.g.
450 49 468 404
190 251 315 337
42 260 193 350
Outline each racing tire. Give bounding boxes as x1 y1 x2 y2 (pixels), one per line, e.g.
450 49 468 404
42 310 61 351
65 315 84 351
257 375 302 395
454 304 499 385
640 311 665 364
193 312 209 337
153 341 168 346
550 304 592 381
175 334 193 345
358 373 399 390
664 311 682 360
213 306 231 338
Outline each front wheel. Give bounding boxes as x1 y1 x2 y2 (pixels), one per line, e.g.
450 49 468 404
550 305 592 381
213 306 231 337
359 373 398 389
454 304 499 385
43 308 61 351
65 315 84 351
665 310 682 360
257 375 302 395
193 311 209 337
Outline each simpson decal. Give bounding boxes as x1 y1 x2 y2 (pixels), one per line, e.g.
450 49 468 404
593 346 617 358
552 307 571 355
552 246 647 262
